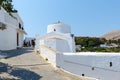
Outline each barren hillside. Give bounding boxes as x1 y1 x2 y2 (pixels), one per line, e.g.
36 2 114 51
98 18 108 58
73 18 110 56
101 30 120 40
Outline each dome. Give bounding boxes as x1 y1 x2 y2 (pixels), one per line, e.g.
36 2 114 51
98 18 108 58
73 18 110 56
47 21 71 33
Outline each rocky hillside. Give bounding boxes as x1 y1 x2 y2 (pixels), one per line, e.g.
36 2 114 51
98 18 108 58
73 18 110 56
101 30 120 40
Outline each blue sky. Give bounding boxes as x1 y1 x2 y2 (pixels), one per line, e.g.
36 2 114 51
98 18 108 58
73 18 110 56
13 0 120 37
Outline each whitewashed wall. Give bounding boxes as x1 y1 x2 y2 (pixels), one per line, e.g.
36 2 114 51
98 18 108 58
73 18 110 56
36 34 120 80
18 31 24 47
0 7 17 27
5 12 18 27
0 7 17 50
12 13 24 26
0 7 5 23
0 25 17 50
56 40 71 52
0 7 25 50
39 45 57 67
39 32 75 52
44 39 56 50
35 35 41 51
56 52 120 80
44 39 71 52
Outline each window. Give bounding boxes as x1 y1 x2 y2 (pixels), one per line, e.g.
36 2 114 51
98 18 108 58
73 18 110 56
19 23 21 29
22 27 24 30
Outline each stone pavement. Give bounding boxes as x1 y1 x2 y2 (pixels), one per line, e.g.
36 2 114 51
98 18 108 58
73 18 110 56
0 48 91 80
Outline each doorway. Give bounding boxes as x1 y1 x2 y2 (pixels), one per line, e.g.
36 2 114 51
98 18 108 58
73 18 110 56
17 32 19 46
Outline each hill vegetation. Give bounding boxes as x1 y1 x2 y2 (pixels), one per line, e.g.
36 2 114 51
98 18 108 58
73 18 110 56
75 37 120 52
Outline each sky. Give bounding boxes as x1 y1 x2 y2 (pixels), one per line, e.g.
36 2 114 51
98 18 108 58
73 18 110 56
13 0 120 37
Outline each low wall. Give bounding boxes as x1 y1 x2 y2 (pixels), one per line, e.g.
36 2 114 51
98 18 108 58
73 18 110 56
56 52 120 80
37 45 120 80
39 45 58 67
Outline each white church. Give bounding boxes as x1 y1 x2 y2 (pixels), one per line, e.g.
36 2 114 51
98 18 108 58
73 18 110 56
0 7 26 50
35 21 75 53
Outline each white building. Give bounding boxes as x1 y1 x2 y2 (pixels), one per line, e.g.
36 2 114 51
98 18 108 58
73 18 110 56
35 21 120 80
0 7 26 50
35 21 76 53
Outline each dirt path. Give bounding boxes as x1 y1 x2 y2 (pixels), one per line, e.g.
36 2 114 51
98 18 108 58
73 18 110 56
0 48 92 80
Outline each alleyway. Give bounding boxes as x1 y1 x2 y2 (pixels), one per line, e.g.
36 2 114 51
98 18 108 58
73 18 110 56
0 48 90 80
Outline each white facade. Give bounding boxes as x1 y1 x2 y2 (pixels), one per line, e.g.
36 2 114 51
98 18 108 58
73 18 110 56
0 7 26 50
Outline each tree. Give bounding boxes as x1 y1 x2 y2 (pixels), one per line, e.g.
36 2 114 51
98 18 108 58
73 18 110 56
0 0 17 13
75 37 106 48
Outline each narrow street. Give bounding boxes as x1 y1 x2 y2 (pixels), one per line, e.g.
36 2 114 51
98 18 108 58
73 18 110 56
0 48 88 80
